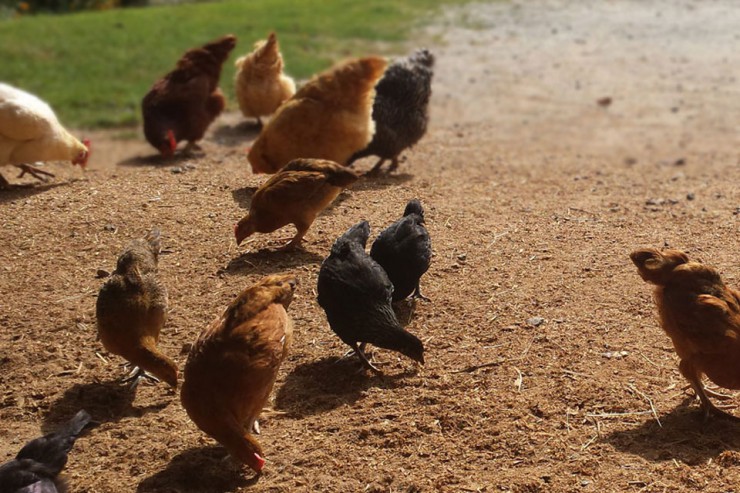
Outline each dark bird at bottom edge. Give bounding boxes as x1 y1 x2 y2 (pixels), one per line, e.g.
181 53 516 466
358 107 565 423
317 220 425 374
0 410 93 493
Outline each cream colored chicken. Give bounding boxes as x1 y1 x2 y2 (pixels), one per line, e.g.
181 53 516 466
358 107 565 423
0 82 89 186
234 32 295 127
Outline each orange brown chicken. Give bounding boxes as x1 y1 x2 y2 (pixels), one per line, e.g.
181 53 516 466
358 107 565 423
234 32 296 127
235 158 359 251
247 56 387 174
631 248 740 420
180 274 298 475
96 228 178 388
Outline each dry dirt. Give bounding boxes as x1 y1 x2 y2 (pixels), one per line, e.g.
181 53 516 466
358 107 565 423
3 1 740 492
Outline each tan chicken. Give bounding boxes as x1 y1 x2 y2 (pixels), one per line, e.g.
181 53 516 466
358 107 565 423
234 32 296 127
96 228 178 388
235 158 359 250
0 82 89 187
247 56 387 174
631 248 740 420
180 274 297 475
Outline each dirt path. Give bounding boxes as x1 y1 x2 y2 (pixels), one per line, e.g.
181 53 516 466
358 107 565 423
2 1 740 492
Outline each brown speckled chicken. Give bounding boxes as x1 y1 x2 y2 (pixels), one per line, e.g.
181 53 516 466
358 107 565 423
234 32 296 127
142 35 237 156
235 158 359 251
96 228 177 388
631 248 740 420
247 56 387 174
180 274 297 475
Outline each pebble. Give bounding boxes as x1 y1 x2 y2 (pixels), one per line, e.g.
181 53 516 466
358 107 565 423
526 317 545 327
96 269 110 279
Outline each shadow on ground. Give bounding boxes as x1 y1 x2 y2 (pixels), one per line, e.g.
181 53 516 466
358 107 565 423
275 356 417 418
211 121 261 147
221 248 324 277
137 445 258 493
605 399 740 465
42 380 173 432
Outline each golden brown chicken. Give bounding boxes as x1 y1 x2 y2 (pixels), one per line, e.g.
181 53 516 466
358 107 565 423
631 248 740 420
235 158 359 251
234 32 296 127
247 56 387 174
180 274 297 475
96 228 178 388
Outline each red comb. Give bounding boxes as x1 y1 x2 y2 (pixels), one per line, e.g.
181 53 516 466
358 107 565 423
253 452 265 471
167 130 177 152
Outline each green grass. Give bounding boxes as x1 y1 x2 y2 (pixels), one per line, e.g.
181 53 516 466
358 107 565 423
0 0 470 128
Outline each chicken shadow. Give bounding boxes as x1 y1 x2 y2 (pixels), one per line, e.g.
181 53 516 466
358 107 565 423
137 445 258 493
393 300 419 327
231 186 259 209
42 380 173 432
351 172 415 192
211 121 261 147
117 152 198 167
604 400 740 465
0 181 71 203
221 248 324 277
275 357 417 418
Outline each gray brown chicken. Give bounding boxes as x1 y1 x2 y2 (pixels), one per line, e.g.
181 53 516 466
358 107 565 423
96 228 177 388
180 274 297 475
247 56 387 174
317 221 425 374
234 158 359 251
631 248 740 420
142 35 237 156
346 49 435 175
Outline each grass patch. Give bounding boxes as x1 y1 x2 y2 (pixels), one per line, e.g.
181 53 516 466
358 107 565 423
0 0 472 128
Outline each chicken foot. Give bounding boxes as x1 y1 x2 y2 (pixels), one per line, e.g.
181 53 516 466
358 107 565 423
350 342 383 376
276 225 308 251
120 364 161 389
182 141 204 155
679 359 740 422
16 163 55 181
411 282 431 302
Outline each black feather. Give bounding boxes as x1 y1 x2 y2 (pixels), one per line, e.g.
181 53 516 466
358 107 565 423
0 410 93 493
370 200 432 301
317 221 425 365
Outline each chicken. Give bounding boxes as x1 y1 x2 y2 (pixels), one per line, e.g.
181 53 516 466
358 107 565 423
631 248 740 420
96 228 177 388
247 56 388 174
234 32 296 127
142 35 237 157
180 274 297 475
370 199 432 302
0 410 92 493
346 49 434 175
317 221 425 374
235 158 359 251
0 82 89 187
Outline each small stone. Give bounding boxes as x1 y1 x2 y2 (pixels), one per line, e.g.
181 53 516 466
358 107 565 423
457 253 467 262
171 166 184 174
526 317 545 327
674 158 686 166
96 269 110 279
103 223 116 232
686 193 695 201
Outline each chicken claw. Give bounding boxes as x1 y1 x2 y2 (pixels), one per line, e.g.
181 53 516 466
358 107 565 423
16 163 55 181
120 365 161 389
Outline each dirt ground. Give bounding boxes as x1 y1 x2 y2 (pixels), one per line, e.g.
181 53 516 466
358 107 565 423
3 1 740 491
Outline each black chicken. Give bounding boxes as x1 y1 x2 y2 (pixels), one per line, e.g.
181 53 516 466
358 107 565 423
346 49 435 174
317 221 425 374
370 199 431 301
0 410 92 493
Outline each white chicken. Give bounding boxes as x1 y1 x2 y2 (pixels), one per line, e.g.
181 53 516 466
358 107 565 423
0 82 90 187
234 32 296 127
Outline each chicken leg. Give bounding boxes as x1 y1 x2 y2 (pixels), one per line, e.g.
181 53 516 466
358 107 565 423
120 364 161 389
679 359 740 421
16 163 55 181
351 342 383 376
276 224 309 251
411 282 431 302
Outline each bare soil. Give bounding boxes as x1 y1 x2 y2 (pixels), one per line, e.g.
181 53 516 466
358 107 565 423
3 1 740 491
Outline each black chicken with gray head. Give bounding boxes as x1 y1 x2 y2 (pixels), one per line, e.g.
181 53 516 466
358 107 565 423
0 410 93 493
346 49 435 175
317 221 425 374
370 200 431 302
